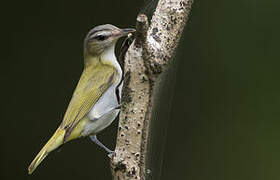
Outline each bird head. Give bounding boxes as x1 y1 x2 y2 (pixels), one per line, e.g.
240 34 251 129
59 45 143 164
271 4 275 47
84 24 135 57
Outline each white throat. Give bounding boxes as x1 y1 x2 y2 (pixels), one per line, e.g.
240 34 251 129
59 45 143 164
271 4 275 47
101 43 116 63
100 43 122 82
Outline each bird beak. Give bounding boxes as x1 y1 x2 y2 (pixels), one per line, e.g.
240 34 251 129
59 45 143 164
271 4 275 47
114 28 136 37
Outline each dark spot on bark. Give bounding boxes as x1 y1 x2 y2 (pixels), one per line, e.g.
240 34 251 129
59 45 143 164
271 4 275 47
151 61 163 74
152 27 158 35
141 75 148 83
126 166 137 177
144 69 149 75
131 167 136 175
125 139 130 145
152 34 161 43
114 161 127 172
151 27 161 43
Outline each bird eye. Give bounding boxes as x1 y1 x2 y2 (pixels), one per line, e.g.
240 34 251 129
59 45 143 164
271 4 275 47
95 35 107 41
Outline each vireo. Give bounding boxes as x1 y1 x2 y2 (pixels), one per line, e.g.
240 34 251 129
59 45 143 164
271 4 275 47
28 24 135 174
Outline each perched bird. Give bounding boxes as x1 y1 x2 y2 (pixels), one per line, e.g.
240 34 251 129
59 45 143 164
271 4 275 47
28 24 135 174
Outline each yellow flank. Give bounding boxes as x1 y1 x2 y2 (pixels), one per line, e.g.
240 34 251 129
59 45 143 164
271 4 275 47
28 128 65 174
65 116 88 142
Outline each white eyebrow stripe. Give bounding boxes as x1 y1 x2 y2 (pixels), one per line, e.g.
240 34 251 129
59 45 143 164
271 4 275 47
92 31 111 38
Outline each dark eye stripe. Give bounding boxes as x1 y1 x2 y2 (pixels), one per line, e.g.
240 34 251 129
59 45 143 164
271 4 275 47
96 35 108 41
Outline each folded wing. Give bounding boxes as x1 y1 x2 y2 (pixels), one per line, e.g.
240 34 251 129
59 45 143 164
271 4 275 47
60 64 116 141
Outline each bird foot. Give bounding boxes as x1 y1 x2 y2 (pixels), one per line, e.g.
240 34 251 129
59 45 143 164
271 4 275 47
108 151 116 159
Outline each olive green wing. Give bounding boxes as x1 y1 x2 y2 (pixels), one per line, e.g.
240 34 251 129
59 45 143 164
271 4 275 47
60 65 116 138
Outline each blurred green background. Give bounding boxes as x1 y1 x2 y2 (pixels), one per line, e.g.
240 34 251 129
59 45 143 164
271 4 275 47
1 0 280 179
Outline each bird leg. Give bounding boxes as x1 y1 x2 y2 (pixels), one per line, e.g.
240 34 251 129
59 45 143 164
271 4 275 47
89 135 115 158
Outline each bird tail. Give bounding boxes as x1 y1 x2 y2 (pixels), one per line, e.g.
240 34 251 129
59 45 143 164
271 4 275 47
28 128 65 174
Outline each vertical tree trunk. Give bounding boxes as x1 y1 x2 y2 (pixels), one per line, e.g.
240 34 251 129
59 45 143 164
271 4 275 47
111 0 194 179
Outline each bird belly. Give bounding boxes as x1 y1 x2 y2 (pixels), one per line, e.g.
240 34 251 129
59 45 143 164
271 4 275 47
82 108 119 136
88 82 119 120
81 81 123 136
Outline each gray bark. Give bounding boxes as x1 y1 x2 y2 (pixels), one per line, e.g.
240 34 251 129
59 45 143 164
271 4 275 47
111 0 194 179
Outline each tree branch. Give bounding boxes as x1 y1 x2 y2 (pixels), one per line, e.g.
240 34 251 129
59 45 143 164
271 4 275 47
111 0 193 179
